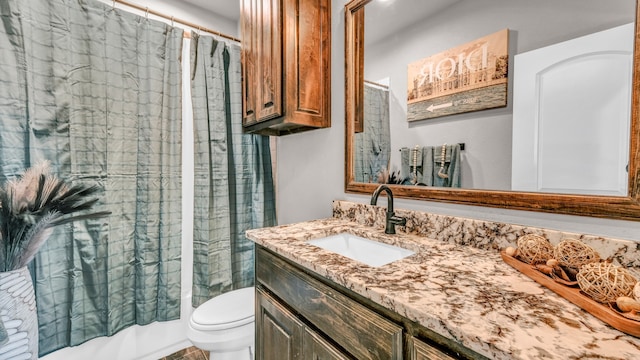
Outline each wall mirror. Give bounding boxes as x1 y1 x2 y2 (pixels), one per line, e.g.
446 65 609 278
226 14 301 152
345 0 640 220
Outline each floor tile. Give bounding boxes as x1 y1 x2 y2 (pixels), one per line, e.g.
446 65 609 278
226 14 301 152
159 346 209 360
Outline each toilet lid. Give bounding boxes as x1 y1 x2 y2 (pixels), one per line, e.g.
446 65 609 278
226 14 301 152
191 287 255 331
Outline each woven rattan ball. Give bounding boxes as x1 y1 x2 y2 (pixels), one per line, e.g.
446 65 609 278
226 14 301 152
553 239 600 273
576 262 638 303
516 234 553 264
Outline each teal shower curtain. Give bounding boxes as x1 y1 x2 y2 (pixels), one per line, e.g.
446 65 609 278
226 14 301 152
0 0 183 355
354 84 391 183
190 33 276 307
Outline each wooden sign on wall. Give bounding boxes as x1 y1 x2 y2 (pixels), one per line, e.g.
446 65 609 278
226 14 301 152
407 29 509 121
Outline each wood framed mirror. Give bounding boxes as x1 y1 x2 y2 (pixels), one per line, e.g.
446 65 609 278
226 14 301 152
345 0 640 221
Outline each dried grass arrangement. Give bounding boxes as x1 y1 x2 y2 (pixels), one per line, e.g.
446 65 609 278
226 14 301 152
577 262 638 303
516 234 553 264
0 162 110 271
554 239 600 273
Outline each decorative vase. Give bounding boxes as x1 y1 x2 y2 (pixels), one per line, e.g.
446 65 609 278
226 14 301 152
0 267 38 360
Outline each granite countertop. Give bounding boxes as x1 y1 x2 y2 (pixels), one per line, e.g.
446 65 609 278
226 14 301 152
246 218 640 360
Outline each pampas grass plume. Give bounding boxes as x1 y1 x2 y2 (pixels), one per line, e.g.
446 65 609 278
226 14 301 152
0 162 109 271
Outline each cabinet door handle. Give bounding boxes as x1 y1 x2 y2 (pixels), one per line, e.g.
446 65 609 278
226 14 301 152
264 101 274 108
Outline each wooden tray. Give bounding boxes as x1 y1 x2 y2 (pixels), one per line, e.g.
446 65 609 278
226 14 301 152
500 251 640 337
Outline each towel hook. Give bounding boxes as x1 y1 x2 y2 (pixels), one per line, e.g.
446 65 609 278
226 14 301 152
411 145 419 183
437 144 449 179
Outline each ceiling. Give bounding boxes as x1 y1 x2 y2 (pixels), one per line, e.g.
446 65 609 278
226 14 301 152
182 0 240 21
180 0 461 45
181 0 458 34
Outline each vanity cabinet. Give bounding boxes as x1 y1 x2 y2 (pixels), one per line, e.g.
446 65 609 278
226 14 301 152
240 0 331 136
257 288 351 360
255 246 483 360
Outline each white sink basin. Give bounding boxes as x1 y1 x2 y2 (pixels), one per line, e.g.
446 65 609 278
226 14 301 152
307 233 414 267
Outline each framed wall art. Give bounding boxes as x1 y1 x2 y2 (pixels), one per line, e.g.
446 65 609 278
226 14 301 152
407 29 509 121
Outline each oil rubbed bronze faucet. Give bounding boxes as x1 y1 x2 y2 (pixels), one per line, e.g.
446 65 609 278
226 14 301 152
370 185 407 234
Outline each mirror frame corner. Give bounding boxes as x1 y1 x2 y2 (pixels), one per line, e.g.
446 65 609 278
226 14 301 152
344 0 640 221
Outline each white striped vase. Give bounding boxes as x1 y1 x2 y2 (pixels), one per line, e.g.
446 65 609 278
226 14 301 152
0 267 38 360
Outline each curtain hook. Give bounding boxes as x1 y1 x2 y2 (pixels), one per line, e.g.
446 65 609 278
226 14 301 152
112 0 115 9
145 7 149 19
171 16 174 27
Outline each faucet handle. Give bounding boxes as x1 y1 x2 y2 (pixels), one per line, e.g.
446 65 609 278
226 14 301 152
385 213 406 234
389 215 406 227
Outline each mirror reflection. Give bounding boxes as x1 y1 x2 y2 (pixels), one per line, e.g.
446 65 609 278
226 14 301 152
352 0 635 196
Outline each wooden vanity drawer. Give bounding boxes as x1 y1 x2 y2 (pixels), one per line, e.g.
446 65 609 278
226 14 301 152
410 336 458 360
256 246 403 360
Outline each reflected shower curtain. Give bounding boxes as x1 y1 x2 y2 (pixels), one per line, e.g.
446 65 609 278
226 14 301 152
190 34 276 307
354 84 391 182
0 0 183 355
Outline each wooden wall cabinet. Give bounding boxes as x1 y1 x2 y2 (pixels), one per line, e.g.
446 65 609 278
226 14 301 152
255 246 486 360
241 0 331 136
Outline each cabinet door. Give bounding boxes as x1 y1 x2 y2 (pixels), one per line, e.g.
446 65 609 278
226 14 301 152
240 0 257 124
303 327 352 360
256 0 283 121
257 247 403 360
282 0 331 128
256 288 303 360
241 0 283 126
410 337 457 360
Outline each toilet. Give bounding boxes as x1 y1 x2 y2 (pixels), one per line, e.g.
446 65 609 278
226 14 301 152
187 286 255 360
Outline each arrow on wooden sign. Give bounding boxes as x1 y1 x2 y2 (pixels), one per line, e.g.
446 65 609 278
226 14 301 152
426 102 453 112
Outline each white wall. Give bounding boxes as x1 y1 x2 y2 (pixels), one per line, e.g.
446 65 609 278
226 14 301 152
276 0 640 243
274 0 347 224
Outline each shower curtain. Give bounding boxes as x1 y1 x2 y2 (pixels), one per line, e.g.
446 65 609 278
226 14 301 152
190 34 276 307
354 84 391 183
0 0 183 355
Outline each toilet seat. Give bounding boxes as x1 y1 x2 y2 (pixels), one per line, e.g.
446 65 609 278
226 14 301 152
191 287 255 331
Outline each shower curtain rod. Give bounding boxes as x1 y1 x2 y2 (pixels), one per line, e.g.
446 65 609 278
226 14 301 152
364 79 389 89
113 0 241 42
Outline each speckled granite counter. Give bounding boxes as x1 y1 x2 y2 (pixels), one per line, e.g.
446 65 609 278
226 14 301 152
246 201 640 360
